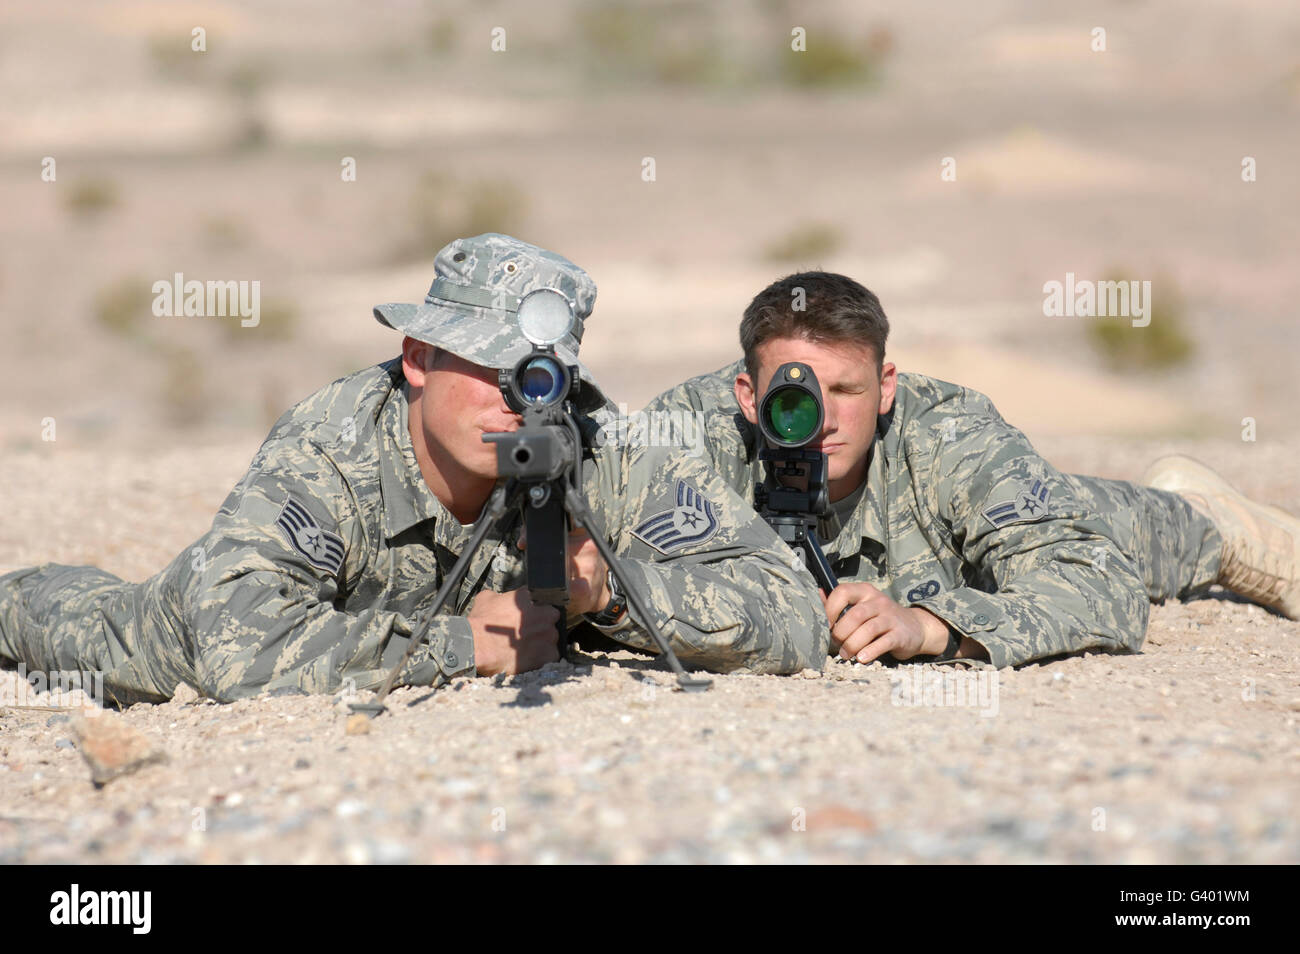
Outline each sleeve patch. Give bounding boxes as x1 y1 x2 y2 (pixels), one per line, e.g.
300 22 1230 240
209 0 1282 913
277 495 346 574
632 480 721 554
982 479 1052 528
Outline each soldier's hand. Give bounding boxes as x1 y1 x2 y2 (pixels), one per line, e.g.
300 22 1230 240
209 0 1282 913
566 528 610 616
467 588 561 676
823 582 947 663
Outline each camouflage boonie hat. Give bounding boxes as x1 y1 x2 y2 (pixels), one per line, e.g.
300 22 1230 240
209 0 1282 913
374 233 606 410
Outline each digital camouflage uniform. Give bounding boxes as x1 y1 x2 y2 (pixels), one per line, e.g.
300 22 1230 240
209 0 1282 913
644 359 1225 668
0 236 826 705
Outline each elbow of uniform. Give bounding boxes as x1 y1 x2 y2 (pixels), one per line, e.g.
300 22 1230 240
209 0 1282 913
1092 562 1150 655
192 661 260 704
1117 573 1151 653
765 594 830 674
193 674 237 704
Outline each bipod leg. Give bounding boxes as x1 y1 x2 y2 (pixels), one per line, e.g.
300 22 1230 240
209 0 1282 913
369 479 524 711
562 483 711 692
801 530 840 593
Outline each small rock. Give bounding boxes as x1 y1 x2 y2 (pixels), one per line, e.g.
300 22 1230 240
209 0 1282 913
370 840 411 865
334 688 377 716
170 683 200 705
335 800 367 819
71 712 167 786
54 738 75 751
46 714 70 727
344 841 370 864
345 713 371 736
799 668 822 679
293 758 311 770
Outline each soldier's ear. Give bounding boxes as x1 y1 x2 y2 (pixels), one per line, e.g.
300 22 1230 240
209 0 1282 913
401 337 434 386
734 372 759 425
878 361 898 415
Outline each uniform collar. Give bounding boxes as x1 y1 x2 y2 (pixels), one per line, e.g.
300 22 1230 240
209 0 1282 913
377 382 453 539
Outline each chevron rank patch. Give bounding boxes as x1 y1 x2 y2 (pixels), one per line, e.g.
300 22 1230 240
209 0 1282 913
982 478 1052 529
277 495 345 574
632 480 721 555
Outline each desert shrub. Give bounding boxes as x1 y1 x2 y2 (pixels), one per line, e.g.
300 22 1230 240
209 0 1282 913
64 179 120 217
94 277 153 338
762 223 844 263
1086 272 1195 370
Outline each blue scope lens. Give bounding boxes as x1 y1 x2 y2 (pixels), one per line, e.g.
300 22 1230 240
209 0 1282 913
518 356 565 405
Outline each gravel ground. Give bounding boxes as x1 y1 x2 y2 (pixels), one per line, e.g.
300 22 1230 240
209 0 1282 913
1 439 1298 864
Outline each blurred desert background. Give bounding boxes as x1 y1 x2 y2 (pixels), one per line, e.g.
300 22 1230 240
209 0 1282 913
2 0 1298 455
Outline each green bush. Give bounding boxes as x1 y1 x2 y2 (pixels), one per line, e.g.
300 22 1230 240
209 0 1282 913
762 223 844 263
428 16 458 54
147 33 204 78
576 3 651 61
222 297 298 342
226 60 269 100
782 25 892 88
94 277 153 339
400 172 528 261
63 179 120 218
1085 272 1195 370
575 1 726 87
200 215 250 251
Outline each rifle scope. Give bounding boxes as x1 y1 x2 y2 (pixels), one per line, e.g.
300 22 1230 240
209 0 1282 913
497 289 579 413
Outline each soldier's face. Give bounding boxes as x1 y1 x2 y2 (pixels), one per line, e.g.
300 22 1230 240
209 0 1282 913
405 342 521 481
735 336 896 494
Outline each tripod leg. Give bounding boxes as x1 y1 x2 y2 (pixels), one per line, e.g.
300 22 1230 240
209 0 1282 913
373 479 524 705
803 533 840 593
562 484 711 692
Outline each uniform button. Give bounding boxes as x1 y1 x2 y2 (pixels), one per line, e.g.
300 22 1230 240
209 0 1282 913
973 614 989 625
445 652 458 667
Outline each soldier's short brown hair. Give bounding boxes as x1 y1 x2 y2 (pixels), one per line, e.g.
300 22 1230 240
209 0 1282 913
739 272 889 379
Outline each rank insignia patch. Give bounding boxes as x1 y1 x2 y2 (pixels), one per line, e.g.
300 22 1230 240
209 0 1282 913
632 481 721 554
277 495 345 574
982 478 1052 528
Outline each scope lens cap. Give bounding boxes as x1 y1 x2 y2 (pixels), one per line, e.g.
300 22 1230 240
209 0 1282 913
517 289 575 346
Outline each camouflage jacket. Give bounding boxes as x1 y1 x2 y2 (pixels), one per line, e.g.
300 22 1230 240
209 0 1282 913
644 360 1150 668
164 358 824 701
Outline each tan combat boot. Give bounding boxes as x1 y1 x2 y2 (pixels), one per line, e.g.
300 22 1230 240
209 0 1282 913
1141 454 1300 619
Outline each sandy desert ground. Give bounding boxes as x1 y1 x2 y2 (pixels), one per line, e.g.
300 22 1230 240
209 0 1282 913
0 438 1296 864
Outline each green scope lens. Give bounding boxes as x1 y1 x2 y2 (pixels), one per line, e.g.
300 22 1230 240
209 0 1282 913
765 388 820 445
